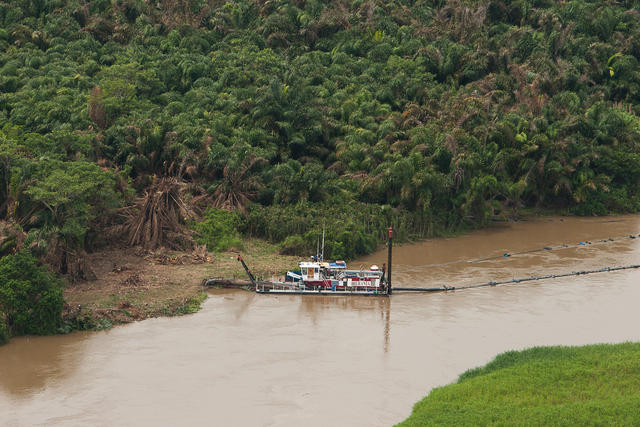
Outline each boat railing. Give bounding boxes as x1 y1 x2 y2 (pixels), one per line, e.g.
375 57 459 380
255 279 386 295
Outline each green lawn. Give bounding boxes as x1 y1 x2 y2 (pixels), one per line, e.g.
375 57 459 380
399 343 640 426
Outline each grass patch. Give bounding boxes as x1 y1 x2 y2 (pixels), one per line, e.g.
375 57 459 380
399 343 640 426
172 292 208 316
58 315 113 334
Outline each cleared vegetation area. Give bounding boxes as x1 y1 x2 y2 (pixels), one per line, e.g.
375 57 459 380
399 342 640 426
61 238 302 331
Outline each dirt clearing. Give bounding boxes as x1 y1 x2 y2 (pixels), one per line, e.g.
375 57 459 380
63 240 303 325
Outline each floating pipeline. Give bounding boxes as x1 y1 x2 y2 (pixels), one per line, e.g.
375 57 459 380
415 233 640 269
206 233 640 295
393 264 640 293
207 264 640 294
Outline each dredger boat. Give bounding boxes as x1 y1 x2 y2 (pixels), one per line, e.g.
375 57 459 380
236 228 394 295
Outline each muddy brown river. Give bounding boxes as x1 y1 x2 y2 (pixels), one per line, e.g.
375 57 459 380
2 216 640 426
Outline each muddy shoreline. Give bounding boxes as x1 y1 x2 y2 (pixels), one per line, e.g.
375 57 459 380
62 240 303 327
62 214 640 327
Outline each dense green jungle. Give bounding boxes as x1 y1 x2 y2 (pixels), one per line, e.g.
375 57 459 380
2 0 640 277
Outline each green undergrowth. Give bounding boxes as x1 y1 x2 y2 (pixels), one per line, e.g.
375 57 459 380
193 208 243 252
0 251 65 345
0 322 8 345
399 342 640 426
58 316 113 334
245 201 448 260
171 292 208 316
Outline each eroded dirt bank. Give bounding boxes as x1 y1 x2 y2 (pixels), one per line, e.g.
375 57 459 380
62 240 303 325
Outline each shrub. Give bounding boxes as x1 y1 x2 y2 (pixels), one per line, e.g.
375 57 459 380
279 234 306 255
0 251 65 339
193 208 243 252
0 321 8 345
245 201 433 260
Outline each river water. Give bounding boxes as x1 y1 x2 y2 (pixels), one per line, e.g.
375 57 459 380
2 216 640 426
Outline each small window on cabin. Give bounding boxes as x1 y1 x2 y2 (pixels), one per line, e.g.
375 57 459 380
314 268 319 273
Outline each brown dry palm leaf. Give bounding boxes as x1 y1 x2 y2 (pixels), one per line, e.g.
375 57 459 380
42 237 97 281
0 219 25 256
122 177 197 250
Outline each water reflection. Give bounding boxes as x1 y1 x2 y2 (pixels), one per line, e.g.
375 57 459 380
298 295 391 352
297 294 390 315
212 290 394 353
215 288 259 321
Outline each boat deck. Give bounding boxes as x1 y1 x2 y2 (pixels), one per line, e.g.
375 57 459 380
255 287 388 296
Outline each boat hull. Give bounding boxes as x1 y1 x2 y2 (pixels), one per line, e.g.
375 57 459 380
255 287 388 296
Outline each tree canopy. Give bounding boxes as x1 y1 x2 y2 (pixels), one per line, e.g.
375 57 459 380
1 0 640 262
0 251 64 339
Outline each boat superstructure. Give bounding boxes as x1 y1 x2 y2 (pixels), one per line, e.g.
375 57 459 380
237 254 388 295
234 227 393 296
277 260 385 293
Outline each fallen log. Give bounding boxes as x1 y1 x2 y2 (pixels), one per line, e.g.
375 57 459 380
202 278 254 288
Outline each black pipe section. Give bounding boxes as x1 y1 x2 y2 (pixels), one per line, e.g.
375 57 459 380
237 255 257 288
387 226 392 295
392 264 640 294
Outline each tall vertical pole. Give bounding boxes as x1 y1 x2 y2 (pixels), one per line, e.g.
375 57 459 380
387 226 392 295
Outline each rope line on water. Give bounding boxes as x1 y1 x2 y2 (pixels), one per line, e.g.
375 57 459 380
416 233 640 269
393 264 640 293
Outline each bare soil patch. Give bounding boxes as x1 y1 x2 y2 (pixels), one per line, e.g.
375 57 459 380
62 240 302 325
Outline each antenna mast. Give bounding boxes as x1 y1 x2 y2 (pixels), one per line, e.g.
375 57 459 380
387 226 392 294
321 226 325 261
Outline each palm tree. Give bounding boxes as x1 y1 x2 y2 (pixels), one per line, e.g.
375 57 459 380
212 152 265 214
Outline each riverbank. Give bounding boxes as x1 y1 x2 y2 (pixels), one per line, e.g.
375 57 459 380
62 239 303 328
64 214 630 329
398 342 640 425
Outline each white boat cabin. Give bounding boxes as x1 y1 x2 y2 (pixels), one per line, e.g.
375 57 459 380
299 261 346 281
298 260 383 288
